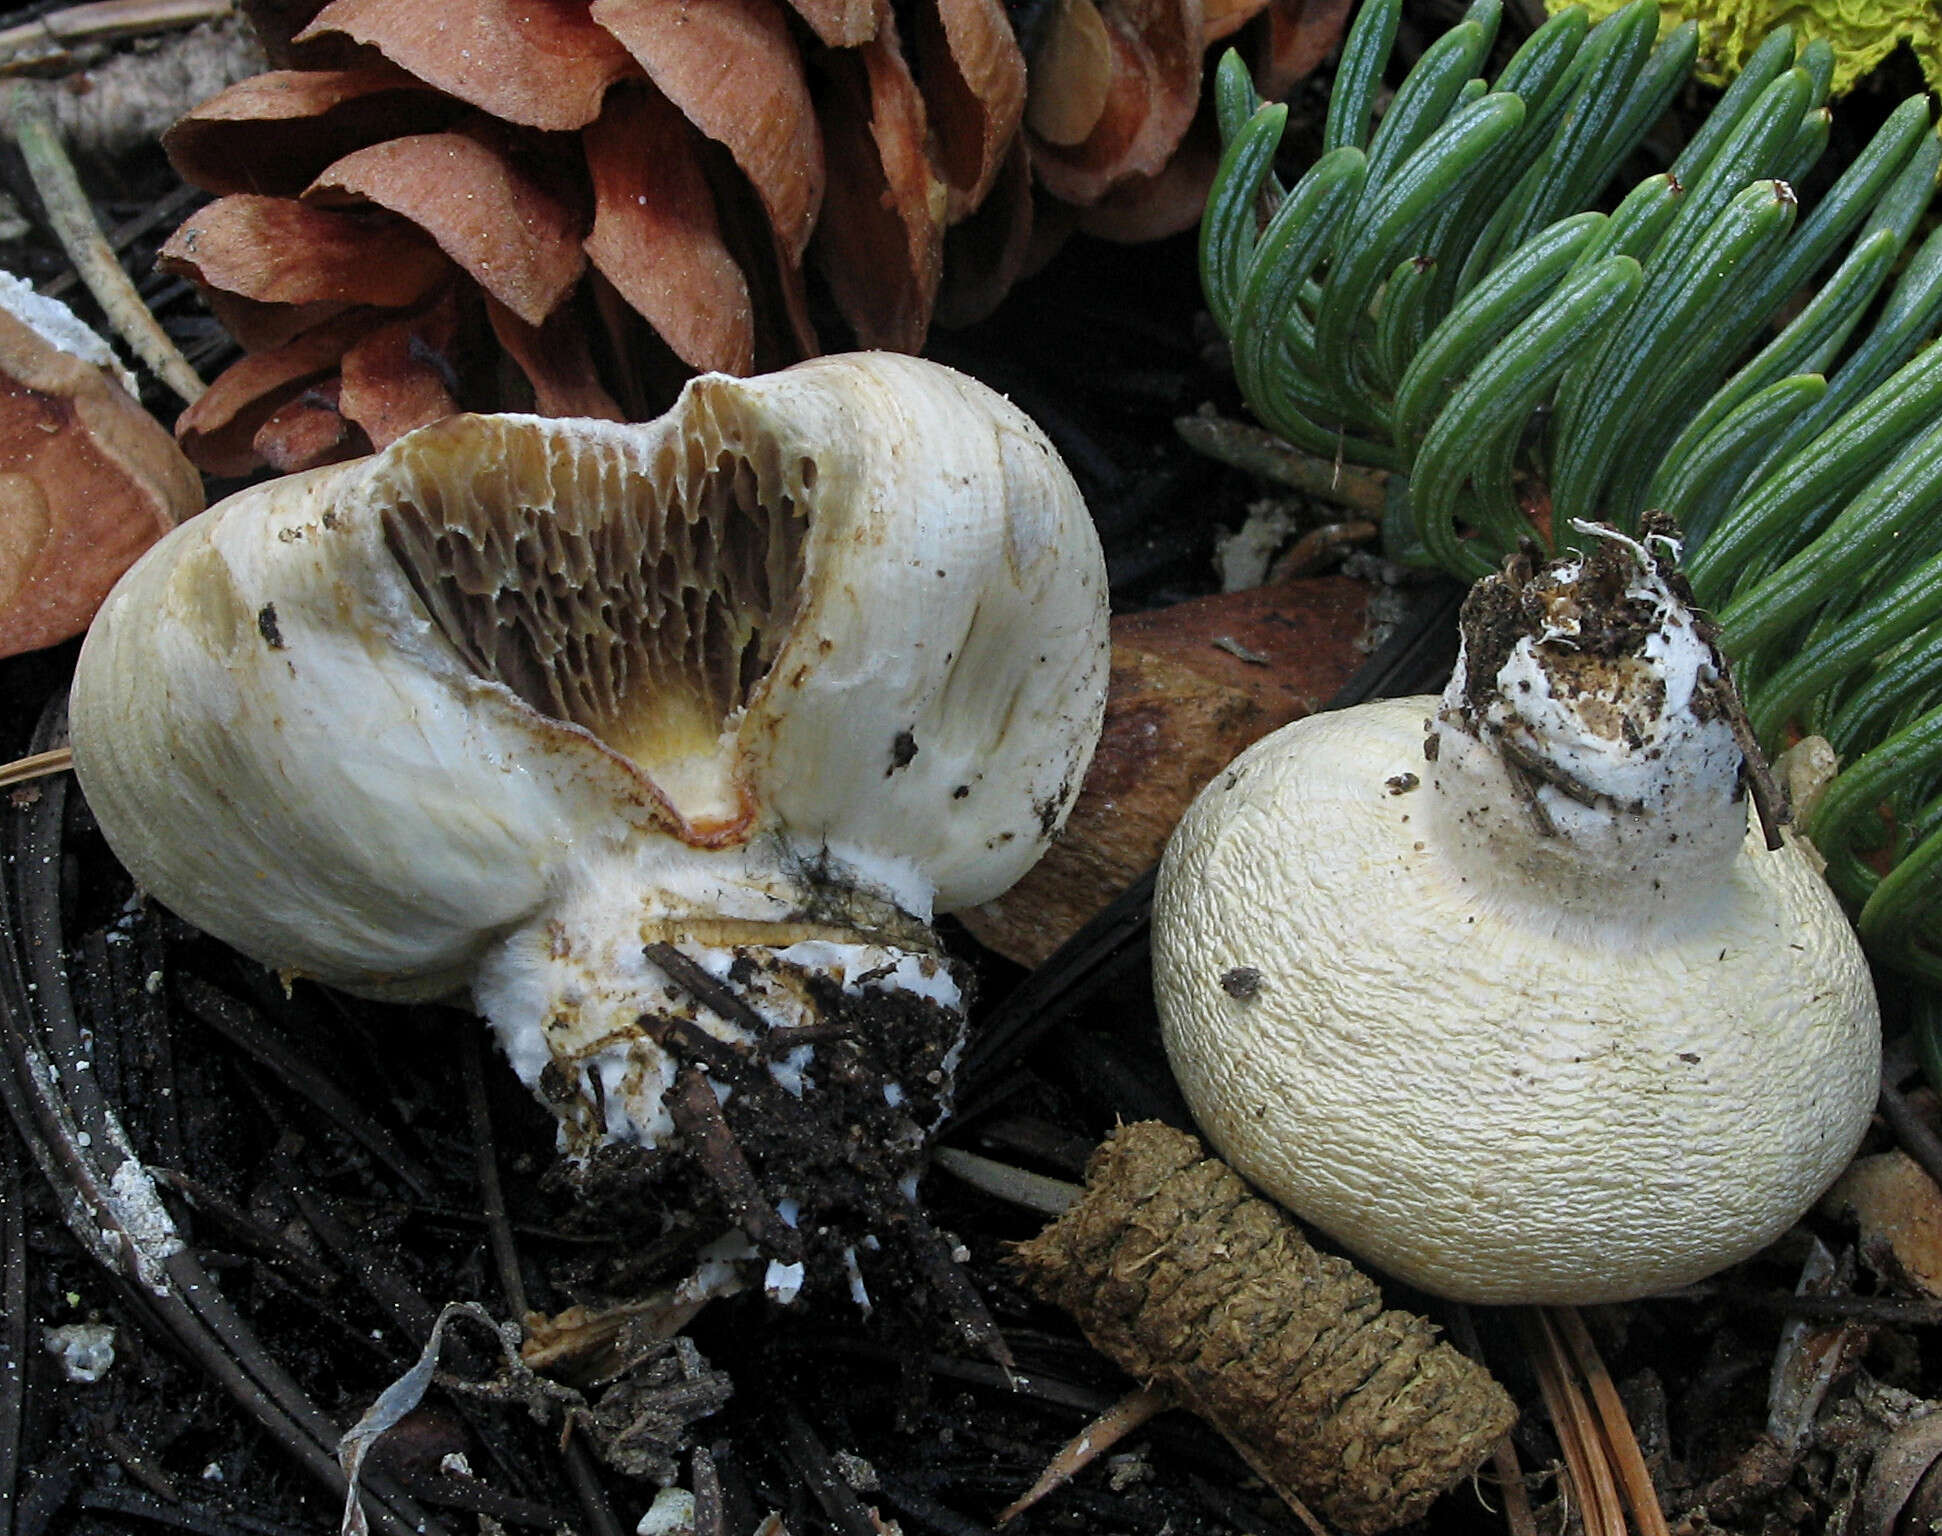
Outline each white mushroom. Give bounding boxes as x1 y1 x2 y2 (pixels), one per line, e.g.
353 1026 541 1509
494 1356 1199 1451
1152 523 1879 1305
69 352 1109 1284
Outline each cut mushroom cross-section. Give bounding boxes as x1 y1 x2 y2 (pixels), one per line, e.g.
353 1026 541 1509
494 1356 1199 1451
70 352 1110 1296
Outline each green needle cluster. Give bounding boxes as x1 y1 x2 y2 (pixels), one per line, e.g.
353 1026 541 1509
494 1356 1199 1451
1201 0 1942 985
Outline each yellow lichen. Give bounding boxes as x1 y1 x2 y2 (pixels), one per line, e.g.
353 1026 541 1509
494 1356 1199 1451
1550 0 1942 97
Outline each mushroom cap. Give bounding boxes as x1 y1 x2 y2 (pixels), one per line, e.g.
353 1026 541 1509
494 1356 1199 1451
1153 695 1881 1305
70 352 1107 998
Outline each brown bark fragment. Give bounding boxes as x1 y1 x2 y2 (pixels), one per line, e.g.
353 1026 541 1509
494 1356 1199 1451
956 577 1369 966
1013 1122 1516 1535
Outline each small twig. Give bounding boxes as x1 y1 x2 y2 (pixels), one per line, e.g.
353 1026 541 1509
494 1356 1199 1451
997 1384 1174 1525
900 1202 1015 1374
776 1404 886 1536
0 0 234 67
1446 1304 1535 1536
1176 411 1391 515
463 1032 530 1320
286 1183 442 1346
639 1013 753 1077
932 1146 1078 1218
1498 730 1614 814
690 1447 725 1536
760 1022 855 1055
643 941 772 1037
1493 1436 1538 1536
559 1434 626 1536
1722 691 1786 851
1877 1076 1942 1200
665 1067 802 1262
96 1426 179 1503
1720 1289 1942 1327
0 749 72 790
42 183 203 304
147 1165 340 1292
0 1128 25 1536
174 977 436 1200
0 80 204 404
1269 519 1381 580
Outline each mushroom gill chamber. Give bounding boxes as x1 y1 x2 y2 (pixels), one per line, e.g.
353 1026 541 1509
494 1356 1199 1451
377 405 813 835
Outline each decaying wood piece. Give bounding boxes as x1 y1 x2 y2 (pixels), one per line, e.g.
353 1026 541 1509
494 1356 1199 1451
956 575 1369 966
1012 1121 1516 1534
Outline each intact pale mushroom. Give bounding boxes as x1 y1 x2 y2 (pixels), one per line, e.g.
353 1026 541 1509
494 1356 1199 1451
1152 523 1880 1305
69 351 1109 1295
0 274 204 658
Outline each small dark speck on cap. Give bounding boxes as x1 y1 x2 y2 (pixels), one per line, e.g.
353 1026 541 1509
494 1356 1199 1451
1220 966 1263 1000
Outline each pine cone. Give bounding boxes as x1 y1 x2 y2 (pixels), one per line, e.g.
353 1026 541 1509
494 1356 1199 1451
158 0 1348 476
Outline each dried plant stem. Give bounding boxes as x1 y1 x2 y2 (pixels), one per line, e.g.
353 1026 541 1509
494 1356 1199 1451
0 749 71 789
997 1384 1175 1526
1494 1436 1538 1536
1174 410 1391 515
1522 1310 1626 1536
0 0 233 65
933 1146 1079 1217
0 80 204 404
463 1032 530 1319
1552 1307 1670 1536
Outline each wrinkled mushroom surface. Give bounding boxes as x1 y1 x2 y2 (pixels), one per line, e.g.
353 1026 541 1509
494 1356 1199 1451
1153 530 1879 1304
